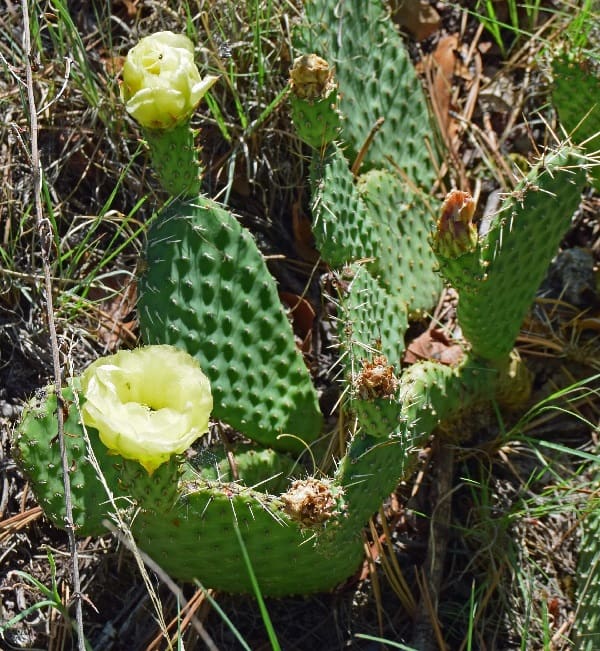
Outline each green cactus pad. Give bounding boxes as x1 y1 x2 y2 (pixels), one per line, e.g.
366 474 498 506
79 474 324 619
552 52 600 190
133 479 364 596
310 156 440 317
337 263 408 376
310 144 376 265
138 197 322 452
351 398 402 440
438 147 586 360
190 444 296 494
356 168 442 314
142 122 203 198
300 0 438 185
13 385 128 536
575 474 600 650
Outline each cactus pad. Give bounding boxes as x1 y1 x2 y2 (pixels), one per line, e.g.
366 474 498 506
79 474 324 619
14 385 142 536
576 475 600 650
552 52 600 190
337 263 408 377
435 147 586 360
300 0 438 184
138 197 322 452
132 479 363 596
310 144 376 266
356 168 442 314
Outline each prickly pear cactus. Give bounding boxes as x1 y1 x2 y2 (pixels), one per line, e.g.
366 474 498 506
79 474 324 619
13 8 589 601
14 145 585 595
14 349 511 595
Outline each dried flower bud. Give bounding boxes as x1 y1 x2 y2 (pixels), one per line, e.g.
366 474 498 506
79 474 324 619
289 54 336 101
434 190 478 258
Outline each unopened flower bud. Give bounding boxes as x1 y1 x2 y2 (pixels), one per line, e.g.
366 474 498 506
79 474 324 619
433 190 478 258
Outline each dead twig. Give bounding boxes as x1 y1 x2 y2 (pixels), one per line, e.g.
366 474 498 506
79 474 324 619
21 1 85 648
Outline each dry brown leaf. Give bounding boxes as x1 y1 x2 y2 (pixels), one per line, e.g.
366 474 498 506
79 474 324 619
292 200 320 263
403 326 464 366
423 34 460 140
279 290 316 354
88 278 138 351
390 0 441 41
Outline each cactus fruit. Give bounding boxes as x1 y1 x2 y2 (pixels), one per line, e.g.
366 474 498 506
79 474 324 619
141 123 204 198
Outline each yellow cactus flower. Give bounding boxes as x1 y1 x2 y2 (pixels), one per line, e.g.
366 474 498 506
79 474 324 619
120 31 219 130
81 345 213 474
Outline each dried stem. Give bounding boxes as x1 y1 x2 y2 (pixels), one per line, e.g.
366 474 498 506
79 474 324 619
21 1 85 648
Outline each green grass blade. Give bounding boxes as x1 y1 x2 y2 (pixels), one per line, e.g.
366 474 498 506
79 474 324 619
232 506 281 651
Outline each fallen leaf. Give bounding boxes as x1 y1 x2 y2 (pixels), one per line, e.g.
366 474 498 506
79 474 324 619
279 290 316 354
390 0 441 41
424 34 460 140
403 326 464 366
292 200 320 263
88 273 138 351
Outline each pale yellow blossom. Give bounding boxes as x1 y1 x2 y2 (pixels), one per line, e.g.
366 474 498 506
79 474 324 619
121 31 218 129
81 345 212 473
